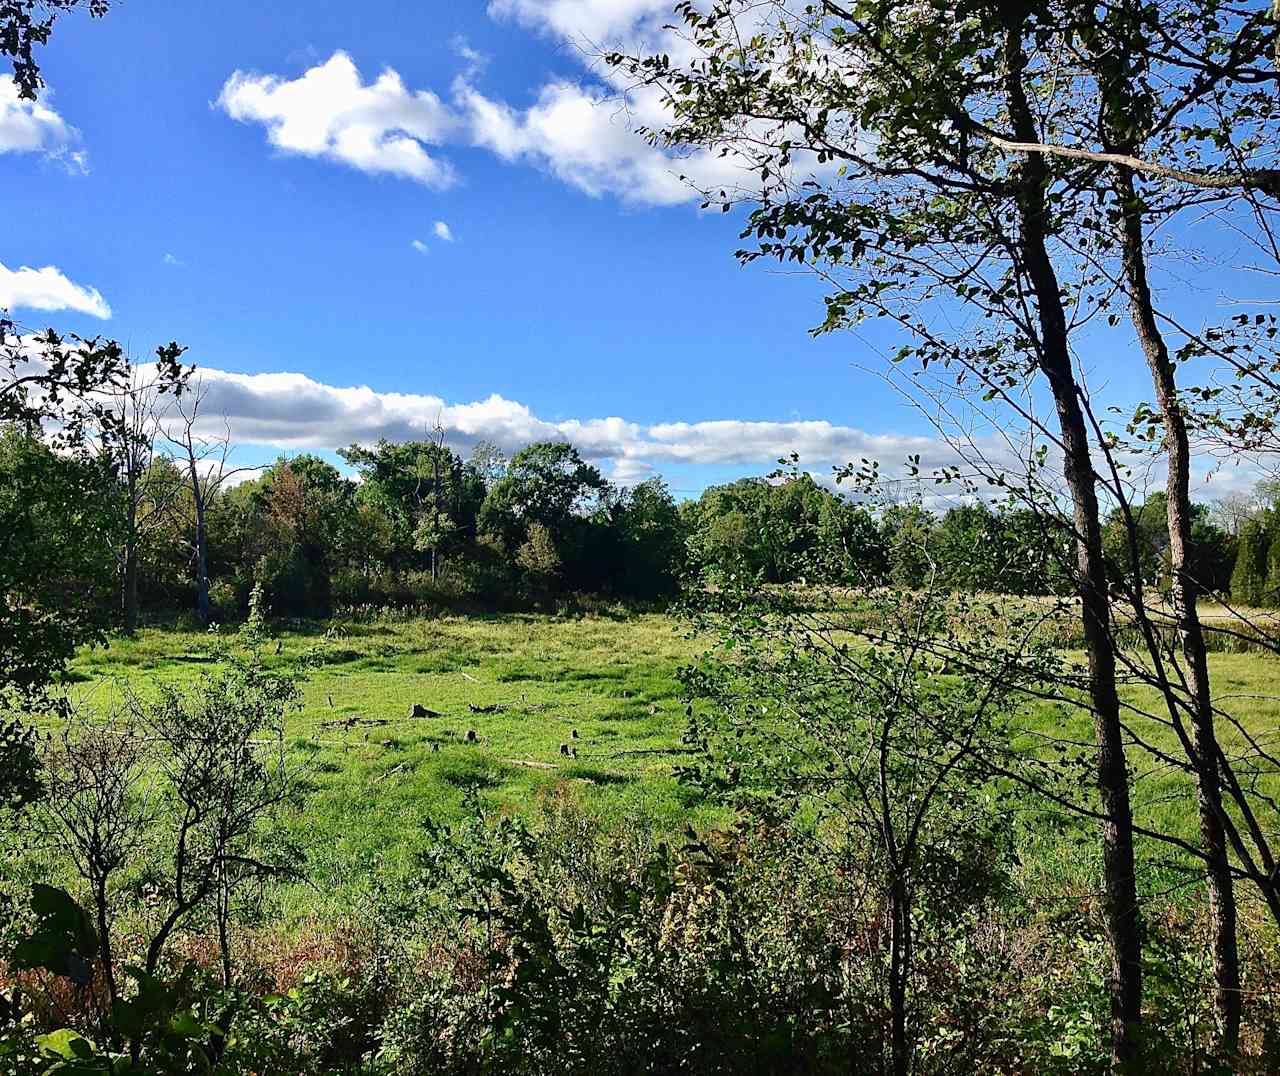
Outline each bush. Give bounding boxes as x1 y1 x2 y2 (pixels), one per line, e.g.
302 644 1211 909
208 579 242 622
254 547 332 618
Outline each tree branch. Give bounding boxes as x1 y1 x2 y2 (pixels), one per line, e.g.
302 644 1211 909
985 135 1280 197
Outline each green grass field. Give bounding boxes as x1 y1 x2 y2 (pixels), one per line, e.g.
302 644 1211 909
48 609 1280 921
59 613 714 916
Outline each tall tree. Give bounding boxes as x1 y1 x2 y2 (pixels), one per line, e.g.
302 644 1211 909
1022 0 1280 1045
0 426 116 705
105 360 184 634
612 2 1147 1057
1 325 184 809
341 435 484 574
479 441 609 552
243 455 355 616
167 377 250 626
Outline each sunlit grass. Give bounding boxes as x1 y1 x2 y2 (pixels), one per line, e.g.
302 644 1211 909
57 613 713 917
41 607 1280 921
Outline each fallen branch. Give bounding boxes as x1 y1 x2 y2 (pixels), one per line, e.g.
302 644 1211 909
376 761 409 782
586 748 693 759
322 716 391 730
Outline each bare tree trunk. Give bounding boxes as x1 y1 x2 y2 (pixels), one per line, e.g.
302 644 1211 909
887 874 910 1076
122 528 139 635
93 875 117 1011
217 864 232 990
189 458 211 626
121 465 140 634
431 426 443 583
1117 171 1240 1052
168 380 242 626
1000 19 1143 1064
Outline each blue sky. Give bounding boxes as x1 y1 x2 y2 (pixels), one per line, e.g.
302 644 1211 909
0 0 1264 497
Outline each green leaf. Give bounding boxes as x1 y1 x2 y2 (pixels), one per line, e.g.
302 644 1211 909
28 885 98 958
168 1009 205 1038
36 1029 95 1060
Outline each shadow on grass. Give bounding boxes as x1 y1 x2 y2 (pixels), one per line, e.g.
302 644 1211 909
563 766 633 787
436 756 512 790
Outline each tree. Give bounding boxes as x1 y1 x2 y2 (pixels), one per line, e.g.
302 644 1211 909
104 360 185 634
1103 494 1170 592
616 0 1280 1052
166 377 251 625
515 522 562 606
685 574 1022 1076
612 4 1148 1055
815 494 888 583
466 438 508 488
685 473 848 583
0 426 116 709
479 441 608 554
29 589 312 1062
0 325 185 449
241 455 356 616
1070 3 1279 1040
614 478 687 599
882 504 935 591
341 435 485 575
1211 491 1261 539
0 325 184 815
128 588 309 994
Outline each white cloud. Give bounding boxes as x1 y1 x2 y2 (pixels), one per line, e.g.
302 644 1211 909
486 0 673 46
411 238 429 253
451 36 489 79
217 31 799 207
217 51 459 187
0 76 85 168
457 78 753 205
162 252 183 266
131 362 976 488
433 220 454 241
0 261 111 319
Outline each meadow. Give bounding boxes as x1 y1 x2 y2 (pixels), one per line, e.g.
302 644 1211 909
40 607 1280 922
55 612 715 917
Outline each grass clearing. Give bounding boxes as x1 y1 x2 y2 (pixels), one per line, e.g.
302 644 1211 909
40 608 1280 921
57 612 712 918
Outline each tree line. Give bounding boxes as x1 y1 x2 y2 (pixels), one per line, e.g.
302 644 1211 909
10 400 1280 639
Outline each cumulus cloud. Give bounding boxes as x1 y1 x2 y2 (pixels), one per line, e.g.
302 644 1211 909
0 76 85 168
457 78 753 205
217 51 459 187
411 238 429 253
138 362 980 489
217 18 802 207
487 0 667 41
433 220 454 241
0 261 111 318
